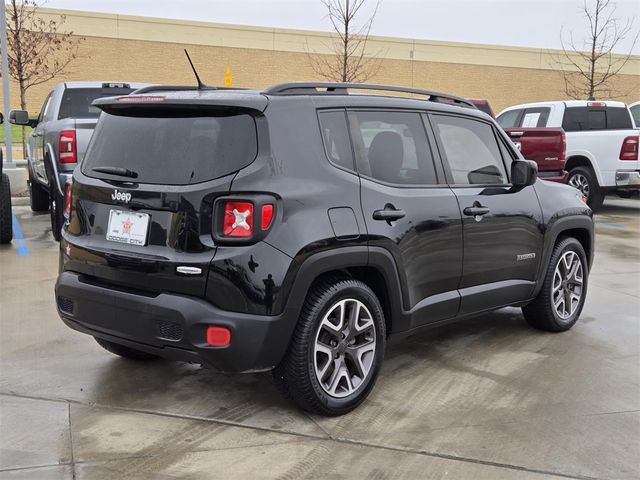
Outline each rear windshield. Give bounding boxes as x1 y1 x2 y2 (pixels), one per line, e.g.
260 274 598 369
58 88 134 119
82 111 258 185
562 106 633 132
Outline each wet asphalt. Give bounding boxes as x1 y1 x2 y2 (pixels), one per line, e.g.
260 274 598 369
0 196 638 480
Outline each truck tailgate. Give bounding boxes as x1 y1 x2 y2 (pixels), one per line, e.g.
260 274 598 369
505 127 566 179
75 118 99 163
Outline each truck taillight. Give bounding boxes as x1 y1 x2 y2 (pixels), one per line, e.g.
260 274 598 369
560 130 566 162
58 130 77 163
64 182 72 220
213 196 276 243
620 136 639 161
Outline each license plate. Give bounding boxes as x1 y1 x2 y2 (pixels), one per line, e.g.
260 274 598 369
106 210 150 246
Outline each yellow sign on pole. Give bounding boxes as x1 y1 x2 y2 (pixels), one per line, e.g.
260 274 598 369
224 67 233 87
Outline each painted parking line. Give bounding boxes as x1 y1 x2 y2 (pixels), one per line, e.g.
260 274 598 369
11 212 29 257
595 220 626 229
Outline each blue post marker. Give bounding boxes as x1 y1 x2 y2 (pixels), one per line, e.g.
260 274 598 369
11 212 28 256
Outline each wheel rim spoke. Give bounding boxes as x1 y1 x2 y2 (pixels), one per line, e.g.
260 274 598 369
313 298 377 398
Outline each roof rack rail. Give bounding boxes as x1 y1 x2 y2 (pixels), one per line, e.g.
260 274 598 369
263 82 477 109
130 85 247 95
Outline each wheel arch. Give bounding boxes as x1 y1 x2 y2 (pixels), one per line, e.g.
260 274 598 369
533 216 594 298
565 154 603 186
282 246 405 337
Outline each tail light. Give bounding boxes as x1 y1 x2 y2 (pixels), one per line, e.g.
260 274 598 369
560 130 566 163
620 136 639 161
63 182 72 220
58 130 77 163
213 195 276 244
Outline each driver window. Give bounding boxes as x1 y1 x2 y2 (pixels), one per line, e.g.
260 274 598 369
38 92 53 124
431 115 508 185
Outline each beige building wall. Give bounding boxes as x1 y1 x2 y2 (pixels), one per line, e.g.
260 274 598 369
1 8 639 115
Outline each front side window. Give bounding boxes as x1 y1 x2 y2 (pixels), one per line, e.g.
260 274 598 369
431 115 508 185
318 110 354 171
38 92 53 124
348 110 437 186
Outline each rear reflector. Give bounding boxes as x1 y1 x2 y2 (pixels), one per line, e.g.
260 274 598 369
206 326 231 347
261 204 274 229
223 201 254 237
58 130 77 163
620 136 639 161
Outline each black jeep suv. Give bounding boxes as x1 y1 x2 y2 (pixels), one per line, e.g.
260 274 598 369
55 83 593 416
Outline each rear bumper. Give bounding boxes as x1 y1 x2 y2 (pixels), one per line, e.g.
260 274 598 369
538 170 569 183
615 170 640 188
55 271 293 372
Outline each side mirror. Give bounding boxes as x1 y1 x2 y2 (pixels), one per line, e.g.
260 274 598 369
511 159 538 188
9 110 32 126
0 112 4 124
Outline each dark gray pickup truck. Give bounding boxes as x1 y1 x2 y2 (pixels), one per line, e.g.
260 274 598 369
10 81 149 240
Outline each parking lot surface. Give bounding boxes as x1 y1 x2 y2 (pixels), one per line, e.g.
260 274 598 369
1 197 638 480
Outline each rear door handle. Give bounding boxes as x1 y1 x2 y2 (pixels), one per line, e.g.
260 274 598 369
463 205 490 217
373 205 406 225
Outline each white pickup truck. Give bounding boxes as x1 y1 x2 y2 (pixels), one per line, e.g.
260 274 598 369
497 100 639 209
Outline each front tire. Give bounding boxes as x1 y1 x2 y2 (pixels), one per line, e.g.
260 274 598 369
273 278 386 416
523 237 588 332
0 174 13 244
568 166 603 210
94 337 159 361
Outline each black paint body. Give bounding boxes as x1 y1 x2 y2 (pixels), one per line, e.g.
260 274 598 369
56 88 594 373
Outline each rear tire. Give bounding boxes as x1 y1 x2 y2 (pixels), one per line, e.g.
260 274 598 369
0 174 13 244
94 337 159 361
522 237 588 332
49 187 64 242
29 172 49 212
273 278 386 416
568 166 603 210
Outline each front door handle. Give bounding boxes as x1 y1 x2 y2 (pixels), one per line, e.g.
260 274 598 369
373 204 406 225
463 204 490 217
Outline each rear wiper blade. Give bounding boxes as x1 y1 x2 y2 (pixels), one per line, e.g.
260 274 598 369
92 166 138 178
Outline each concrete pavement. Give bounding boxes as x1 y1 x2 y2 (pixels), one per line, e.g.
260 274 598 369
1 197 638 479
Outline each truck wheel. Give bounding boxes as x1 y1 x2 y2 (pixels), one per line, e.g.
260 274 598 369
29 171 49 212
0 174 13 244
272 278 386 416
94 337 159 360
49 188 64 242
522 237 588 332
568 166 603 210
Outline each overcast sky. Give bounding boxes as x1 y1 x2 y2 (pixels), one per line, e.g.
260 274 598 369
44 0 639 54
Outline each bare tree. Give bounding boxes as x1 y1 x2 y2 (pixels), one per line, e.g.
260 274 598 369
555 0 638 100
309 0 382 83
2 0 82 147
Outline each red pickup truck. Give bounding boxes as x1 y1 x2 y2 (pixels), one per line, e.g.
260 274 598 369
467 99 568 183
504 128 568 183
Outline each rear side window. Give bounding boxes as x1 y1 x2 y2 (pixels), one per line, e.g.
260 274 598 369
497 109 522 129
630 104 640 127
349 110 437 185
520 107 550 127
58 88 134 120
82 111 258 185
431 115 508 185
562 106 633 131
318 110 354 171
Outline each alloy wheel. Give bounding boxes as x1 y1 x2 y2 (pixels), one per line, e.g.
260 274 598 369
569 173 590 198
552 251 584 320
313 298 376 398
